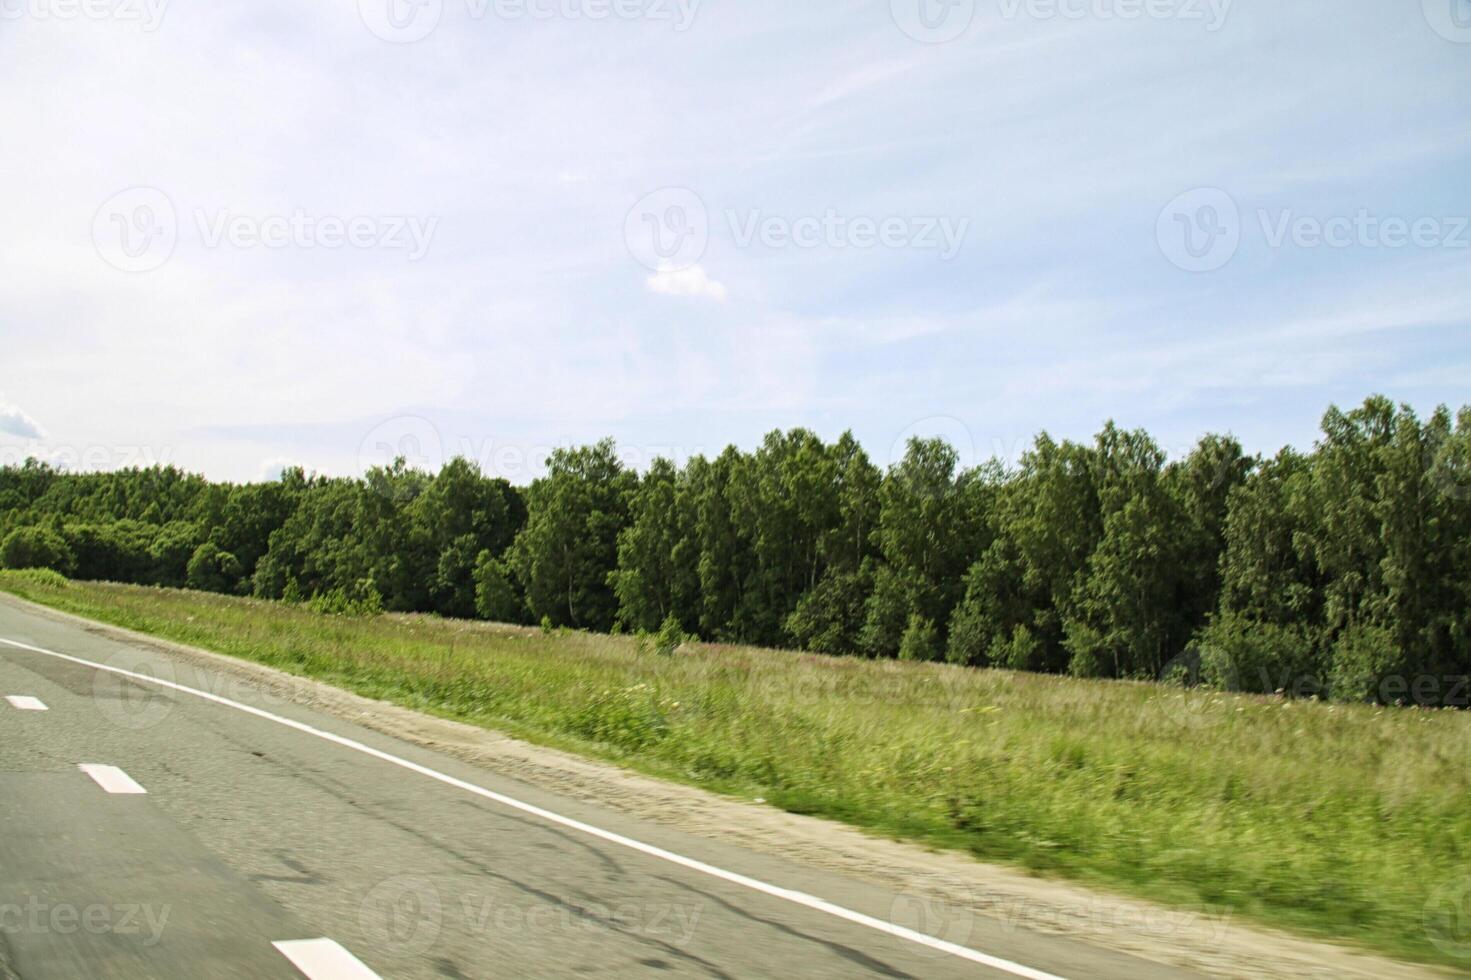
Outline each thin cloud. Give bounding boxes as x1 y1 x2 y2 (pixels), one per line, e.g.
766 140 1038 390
646 264 728 303
0 3 1463 481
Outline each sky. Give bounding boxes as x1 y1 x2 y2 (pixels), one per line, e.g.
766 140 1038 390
1 0 1468 483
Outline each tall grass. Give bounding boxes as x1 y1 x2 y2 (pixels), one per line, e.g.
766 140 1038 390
3 572 1468 967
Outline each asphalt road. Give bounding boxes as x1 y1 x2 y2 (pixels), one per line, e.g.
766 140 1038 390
0 598 1204 980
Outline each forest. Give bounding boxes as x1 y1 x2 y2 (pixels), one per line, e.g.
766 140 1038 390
2 395 1468 707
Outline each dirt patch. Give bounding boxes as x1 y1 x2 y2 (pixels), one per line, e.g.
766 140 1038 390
5 594 1454 980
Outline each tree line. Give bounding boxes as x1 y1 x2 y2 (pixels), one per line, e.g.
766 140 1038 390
2 395 1468 706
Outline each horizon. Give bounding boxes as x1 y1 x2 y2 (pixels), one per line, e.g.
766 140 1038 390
1 391 1465 486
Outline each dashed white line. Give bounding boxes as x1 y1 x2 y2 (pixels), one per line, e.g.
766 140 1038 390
273 938 381 980
2 634 1066 980
78 763 147 795
5 695 47 711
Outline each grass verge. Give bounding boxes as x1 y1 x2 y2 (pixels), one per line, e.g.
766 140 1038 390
2 571 1468 967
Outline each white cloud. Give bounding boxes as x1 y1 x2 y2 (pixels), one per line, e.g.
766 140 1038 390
0 397 44 439
646 263 727 302
804 55 928 114
256 456 321 482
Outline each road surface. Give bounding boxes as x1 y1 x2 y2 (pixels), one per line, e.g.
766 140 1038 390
0 597 1203 979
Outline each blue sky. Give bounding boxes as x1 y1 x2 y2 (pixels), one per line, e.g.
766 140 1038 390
1 0 1467 482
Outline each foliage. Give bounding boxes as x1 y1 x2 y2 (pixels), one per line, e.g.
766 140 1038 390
784 565 870 655
2 396 1469 706
653 613 688 656
186 541 243 594
304 584 384 617
473 551 523 623
4 567 69 588
511 440 633 631
897 613 941 662
1 525 74 575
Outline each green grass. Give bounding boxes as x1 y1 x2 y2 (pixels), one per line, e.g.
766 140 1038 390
3 571 1469 968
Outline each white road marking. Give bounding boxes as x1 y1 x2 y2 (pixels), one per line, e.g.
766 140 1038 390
78 763 147 795
5 695 47 711
273 938 381 979
1 635 1066 980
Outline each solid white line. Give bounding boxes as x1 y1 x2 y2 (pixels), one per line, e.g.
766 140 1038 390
78 763 147 795
273 938 381 979
1 635 1065 980
5 695 47 711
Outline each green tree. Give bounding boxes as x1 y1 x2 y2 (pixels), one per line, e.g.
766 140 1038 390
61 520 156 582
411 457 519 616
149 520 202 588
898 613 942 662
611 457 698 632
689 449 756 642
726 429 842 646
1 525 74 575
860 437 989 657
473 550 524 623
511 440 634 630
785 563 872 655
947 537 1033 668
185 541 243 594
